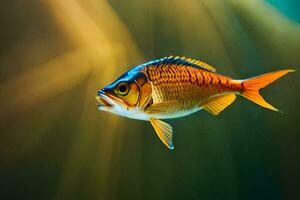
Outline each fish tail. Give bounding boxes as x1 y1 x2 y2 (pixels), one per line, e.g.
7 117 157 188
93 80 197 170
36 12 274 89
240 69 295 111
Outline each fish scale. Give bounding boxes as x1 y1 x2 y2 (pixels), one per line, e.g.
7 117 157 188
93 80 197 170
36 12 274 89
143 63 235 114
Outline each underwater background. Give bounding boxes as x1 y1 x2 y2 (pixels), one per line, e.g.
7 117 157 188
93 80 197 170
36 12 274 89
0 0 299 199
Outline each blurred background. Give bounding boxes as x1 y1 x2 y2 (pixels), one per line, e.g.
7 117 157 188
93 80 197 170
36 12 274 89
0 0 299 199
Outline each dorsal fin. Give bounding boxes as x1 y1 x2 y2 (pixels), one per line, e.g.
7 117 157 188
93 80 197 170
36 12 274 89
142 56 217 72
166 56 216 72
177 56 216 72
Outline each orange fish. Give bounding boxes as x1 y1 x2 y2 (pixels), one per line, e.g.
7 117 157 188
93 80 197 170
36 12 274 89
96 56 294 149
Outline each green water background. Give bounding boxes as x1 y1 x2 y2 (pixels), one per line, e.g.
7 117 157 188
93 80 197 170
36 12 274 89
0 0 299 199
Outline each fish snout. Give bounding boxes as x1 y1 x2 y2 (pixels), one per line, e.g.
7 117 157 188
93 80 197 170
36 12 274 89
96 89 112 108
97 89 105 96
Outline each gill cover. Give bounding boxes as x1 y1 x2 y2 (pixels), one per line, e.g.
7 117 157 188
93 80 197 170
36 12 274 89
134 72 152 108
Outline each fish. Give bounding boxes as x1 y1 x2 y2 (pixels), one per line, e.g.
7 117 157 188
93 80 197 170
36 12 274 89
96 56 294 149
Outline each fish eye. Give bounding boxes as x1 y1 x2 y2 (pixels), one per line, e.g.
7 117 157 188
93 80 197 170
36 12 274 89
115 82 130 96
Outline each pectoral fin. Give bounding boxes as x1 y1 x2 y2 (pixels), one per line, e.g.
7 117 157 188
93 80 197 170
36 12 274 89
150 118 174 149
146 101 181 114
202 94 236 115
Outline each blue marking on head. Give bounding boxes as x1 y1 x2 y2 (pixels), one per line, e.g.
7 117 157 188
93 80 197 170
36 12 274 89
103 64 145 91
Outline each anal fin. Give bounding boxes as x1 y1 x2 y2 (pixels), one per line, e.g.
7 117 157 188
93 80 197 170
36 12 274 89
202 94 236 115
150 118 174 149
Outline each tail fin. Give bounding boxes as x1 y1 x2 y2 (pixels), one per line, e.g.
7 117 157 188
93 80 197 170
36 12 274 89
240 69 295 111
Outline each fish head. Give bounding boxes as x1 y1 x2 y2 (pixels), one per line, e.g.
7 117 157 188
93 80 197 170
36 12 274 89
96 69 152 118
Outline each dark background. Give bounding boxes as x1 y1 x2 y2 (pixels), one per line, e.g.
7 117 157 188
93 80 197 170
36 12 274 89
0 0 299 199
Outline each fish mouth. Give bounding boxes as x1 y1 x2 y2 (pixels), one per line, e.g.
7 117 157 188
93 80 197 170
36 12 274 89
96 94 113 108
